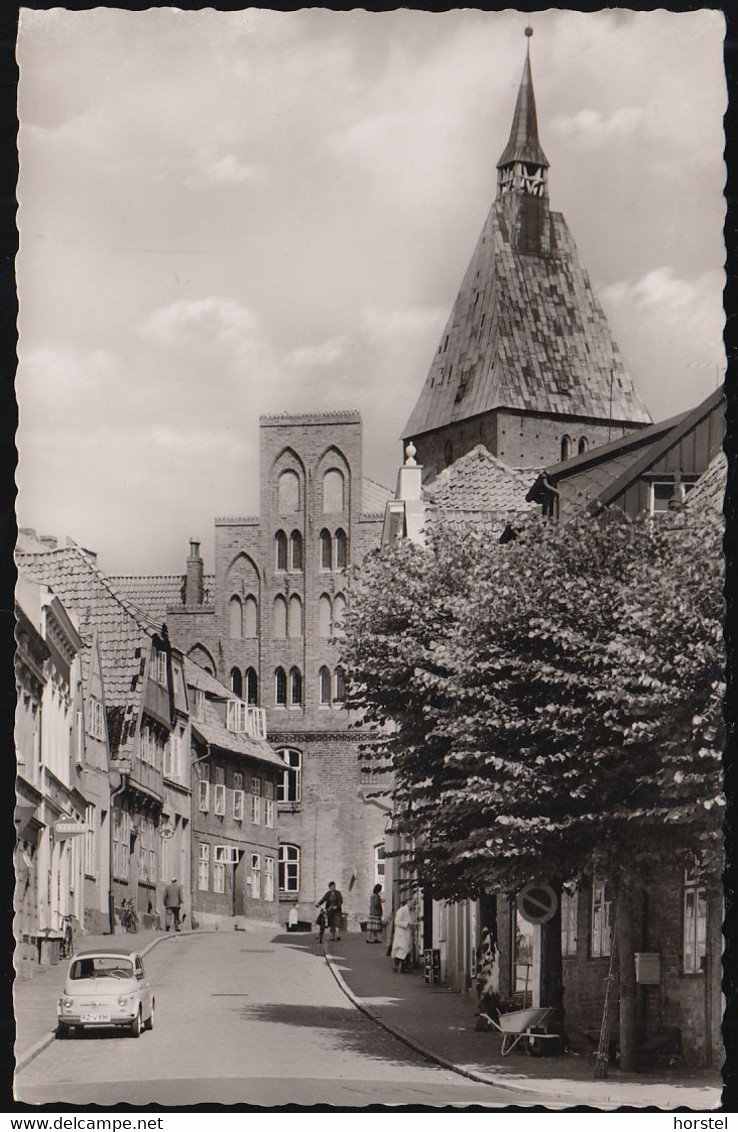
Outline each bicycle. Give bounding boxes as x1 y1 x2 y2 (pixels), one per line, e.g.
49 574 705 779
121 898 139 934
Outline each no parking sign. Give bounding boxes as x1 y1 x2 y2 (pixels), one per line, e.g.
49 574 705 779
517 882 558 924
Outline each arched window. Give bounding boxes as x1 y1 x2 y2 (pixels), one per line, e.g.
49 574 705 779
335 529 348 570
444 440 454 467
273 595 287 639
275 530 288 571
230 667 243 698
318 594 332 638
320 529 332 570
243 595 258 638
561 435 572 461
289 667 302 707
278 470 300 514
323 469 345 513
290 530 303 572
578 437 588 455
229 596 242 639
332 593 347 638
287 594 303 639
277 749 302 805
334 666 347 704
319 666 331 706
275 667 287 706
245 667 258 706
278 842 301 890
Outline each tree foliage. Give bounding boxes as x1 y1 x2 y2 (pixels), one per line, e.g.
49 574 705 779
342 507 724 898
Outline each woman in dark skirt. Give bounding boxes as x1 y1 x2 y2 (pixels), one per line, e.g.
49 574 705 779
366 883 384 943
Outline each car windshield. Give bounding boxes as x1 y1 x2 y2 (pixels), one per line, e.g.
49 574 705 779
70 957 134 980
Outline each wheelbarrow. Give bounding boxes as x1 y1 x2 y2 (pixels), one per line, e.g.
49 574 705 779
480 1006 557 1056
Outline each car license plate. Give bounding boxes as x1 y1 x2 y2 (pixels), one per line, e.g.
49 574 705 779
81 1012 110 1023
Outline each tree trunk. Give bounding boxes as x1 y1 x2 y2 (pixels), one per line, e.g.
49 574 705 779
540 880 565 1039
617 876 638 1072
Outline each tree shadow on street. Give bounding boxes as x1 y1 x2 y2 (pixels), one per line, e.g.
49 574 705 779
238 1001 433 1069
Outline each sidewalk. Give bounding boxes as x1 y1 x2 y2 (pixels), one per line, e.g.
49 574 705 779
324 933 723 1110
13 928 183 1071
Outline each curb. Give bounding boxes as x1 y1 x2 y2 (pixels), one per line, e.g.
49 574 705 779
321 946 719 1110
14 930 184 1073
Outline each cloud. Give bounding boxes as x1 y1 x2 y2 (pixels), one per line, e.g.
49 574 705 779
188 152 268 188
601 267 724 345
284 337 348 367
359 304 446 344
139 296 261 349
551 105 645 144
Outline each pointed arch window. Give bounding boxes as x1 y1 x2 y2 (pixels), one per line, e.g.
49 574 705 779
287 594 303 639
334 666 347 704
319 666 331 706
230 668 243 698
578 437 588 456
243 595 258 638
561 436 572 462
229 596 243 639
289 667 303 707
275 667 287 707
273 595 287 639
290 530 303 572
245 667 258 706
275 530 288 571
332 594 347 638
278 469 300 514
320 529 332 570
335 529 348 570
318 595 332 638
323 469 345 513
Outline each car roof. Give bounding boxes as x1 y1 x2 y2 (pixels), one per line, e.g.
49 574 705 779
72 947 141 960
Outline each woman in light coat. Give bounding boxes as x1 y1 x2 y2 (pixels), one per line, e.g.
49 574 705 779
391 897 414 973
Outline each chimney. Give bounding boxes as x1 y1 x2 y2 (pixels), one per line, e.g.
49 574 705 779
185 539 204 607
39 535 58 550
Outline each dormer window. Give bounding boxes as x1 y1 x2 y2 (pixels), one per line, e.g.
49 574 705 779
192 688 206 723
152 649 168 688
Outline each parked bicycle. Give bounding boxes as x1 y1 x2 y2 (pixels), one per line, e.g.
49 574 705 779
59 913 75 959
121 897 139 934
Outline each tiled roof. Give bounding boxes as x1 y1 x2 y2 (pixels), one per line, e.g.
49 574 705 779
402 202 652 441
362 477 393 514
684 450 726 514
183 656 230 699
424 445 536 517
192 699 286 772
110 574 215 625
16 547 157 755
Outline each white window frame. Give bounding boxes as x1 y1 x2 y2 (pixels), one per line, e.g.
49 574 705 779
264 780 274 828
561 886 578 958
84 803 96 878
192 688 206 722
251 776 262 825
198 767 210 813
264 856 275 902
683 874 708 974
278 844 300 893
152 649 168 687
87 698 106 742
198 843 210 891
277 748 301 805
233 773 244 821
214 783 226 817
251 853 261 899
591 879 612 958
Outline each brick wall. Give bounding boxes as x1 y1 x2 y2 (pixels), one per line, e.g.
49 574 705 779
412 410 644 485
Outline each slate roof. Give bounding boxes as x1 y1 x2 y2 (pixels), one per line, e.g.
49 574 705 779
362 477 393 515
183 656 230 699
497 45 549 169
191 699 285 772
110 574 215 625
684 449 726 514
403 199 652 442
15 547 157 755
424 445 536 515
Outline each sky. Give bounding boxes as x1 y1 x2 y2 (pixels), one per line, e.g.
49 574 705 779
16 8 726 575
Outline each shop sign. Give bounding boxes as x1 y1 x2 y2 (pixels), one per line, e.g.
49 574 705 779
54 819 87 839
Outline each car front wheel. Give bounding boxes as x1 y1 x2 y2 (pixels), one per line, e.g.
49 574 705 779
130 1007 142 1038
144 999 155 1031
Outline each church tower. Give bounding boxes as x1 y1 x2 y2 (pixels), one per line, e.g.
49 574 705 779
402 29 652 480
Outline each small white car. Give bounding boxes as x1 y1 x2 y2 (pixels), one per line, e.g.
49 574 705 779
57 947 155 1038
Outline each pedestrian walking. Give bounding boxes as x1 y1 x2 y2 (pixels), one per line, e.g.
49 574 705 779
163 877 184 932
316 881 343 942
390 897 415 973
366 883 384 943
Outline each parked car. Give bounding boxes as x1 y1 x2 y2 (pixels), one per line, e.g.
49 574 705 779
57 947 154 1038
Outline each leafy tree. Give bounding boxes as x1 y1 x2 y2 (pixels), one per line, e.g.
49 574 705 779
343 506 724 1068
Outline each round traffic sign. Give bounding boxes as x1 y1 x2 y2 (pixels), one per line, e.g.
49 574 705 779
517 882 558 924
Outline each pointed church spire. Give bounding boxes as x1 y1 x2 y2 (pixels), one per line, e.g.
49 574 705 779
497 28 549 172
